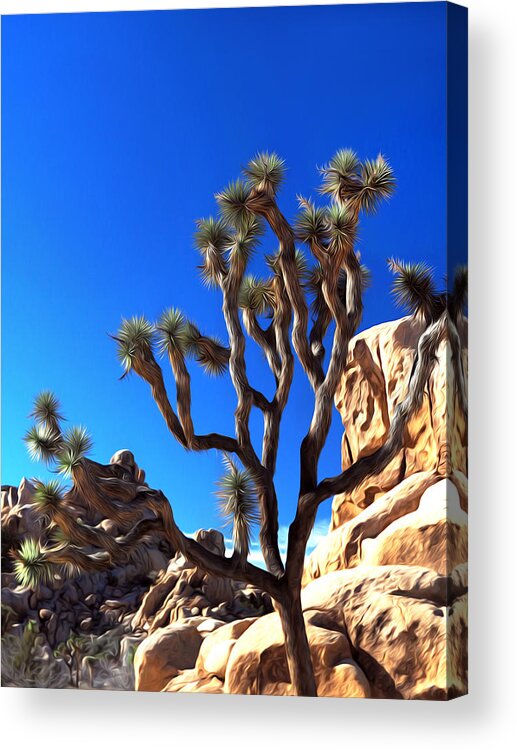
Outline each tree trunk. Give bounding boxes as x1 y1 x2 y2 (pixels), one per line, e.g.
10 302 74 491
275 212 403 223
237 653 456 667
278 589 317 697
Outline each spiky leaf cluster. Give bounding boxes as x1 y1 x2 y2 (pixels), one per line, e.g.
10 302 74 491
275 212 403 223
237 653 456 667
243 151 286 196
327 203 356 246
229 215 264 266
57 426 93 477
215 455 259 558
358 156 396 213
115 316 155 376
319 150 395 214
24 391 64 463
12 538 55 589
194 217 232 286
32 479 65 519
319 149 362 202
29 391 64 429
215 181 253 229
24 424 63 463
387 258 437 316
156 308 189 356
295 199 330 245
239 275 276 315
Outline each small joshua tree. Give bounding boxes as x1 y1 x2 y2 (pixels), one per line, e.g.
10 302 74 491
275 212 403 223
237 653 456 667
15 150 467 696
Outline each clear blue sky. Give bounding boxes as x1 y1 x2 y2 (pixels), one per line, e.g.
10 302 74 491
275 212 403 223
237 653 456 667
2 3 447 559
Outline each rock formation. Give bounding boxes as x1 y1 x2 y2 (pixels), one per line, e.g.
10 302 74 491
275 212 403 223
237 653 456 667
1 457 270 689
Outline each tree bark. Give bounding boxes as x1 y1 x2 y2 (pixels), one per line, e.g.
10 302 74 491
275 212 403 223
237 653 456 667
278 588 317 697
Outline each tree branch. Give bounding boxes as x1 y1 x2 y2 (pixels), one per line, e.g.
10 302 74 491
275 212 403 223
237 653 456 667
148 488 282 597
249 191 324 390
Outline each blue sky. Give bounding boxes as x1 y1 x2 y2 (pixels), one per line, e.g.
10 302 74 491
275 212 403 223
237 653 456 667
2 3 447 560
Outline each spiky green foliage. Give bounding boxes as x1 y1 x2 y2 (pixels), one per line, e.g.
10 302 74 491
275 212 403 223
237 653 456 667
115 316 155 375
183 322 229 376
24 424 63 463
215 455 259 558
194 216 233 253
32 479 65 519
12 538 55 589
194 217 232 285
156 308 188 357
295 198 329 245
327 202 356 246
243 152 286 196
215 181 253 228
229 215 264 266
319 149 361 201
358 155 396 213
239 275 276 315
57 426 93 477
388 258 437 316
29 391 64 428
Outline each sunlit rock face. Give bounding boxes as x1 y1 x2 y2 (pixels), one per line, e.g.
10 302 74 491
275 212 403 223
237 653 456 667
331 315 467 528
297 314 468 699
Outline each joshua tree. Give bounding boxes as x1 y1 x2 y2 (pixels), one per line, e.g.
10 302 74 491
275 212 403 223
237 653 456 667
14 150 467 696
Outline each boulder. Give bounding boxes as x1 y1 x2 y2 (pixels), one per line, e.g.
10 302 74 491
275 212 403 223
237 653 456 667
133 622 203 692
303 470 438 584
361 479 468 574
332 315 467 526
196 617 257 679
302 566 467 699
224 609 370 697
304 475 467 584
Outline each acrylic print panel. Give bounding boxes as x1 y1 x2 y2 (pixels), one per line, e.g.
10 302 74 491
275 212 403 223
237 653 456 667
1 2 467 698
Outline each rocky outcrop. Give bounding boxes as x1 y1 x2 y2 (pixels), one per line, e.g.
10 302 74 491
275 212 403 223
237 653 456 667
331 315 467 527
132 529 271 634
2 455 270 691
2 452 173 688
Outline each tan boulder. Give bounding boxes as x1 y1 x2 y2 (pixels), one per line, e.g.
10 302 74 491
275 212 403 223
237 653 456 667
302 565 467 699
134 622 203 692
317 661 371 699
361 478 468 574
163 670 224 693
303 470 439 584
224 609 369 697
332 316 467 527
196 617 257 679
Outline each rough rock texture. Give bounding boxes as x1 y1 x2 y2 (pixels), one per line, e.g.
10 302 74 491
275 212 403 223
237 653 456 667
134 621 204 691
132 530 271 634
332 315 467 526
2 457 271 691
2 452 175 688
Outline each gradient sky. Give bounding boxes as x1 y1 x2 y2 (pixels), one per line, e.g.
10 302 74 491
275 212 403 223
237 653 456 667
1 3 447 561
